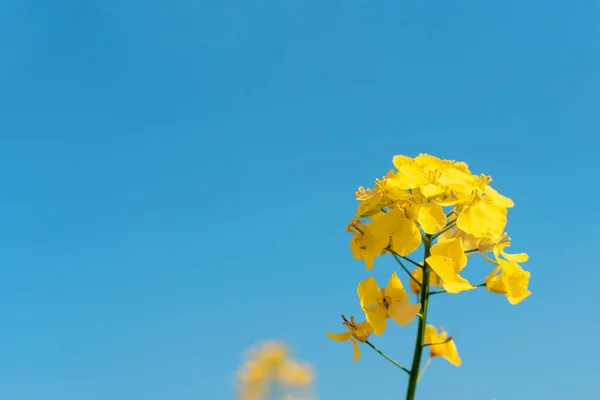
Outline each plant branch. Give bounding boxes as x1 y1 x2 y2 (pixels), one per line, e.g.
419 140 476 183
405 234 433 400
388 249 421 287
365 340 411 374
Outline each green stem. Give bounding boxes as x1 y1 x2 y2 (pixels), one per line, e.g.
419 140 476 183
365 340 411 374
389 251 421 288
386 247 422 269
341 315 410 374
405 234 432 400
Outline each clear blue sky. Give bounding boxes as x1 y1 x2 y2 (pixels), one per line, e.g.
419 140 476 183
1 1 598 399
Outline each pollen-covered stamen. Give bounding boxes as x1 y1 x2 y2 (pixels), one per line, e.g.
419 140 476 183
426 169 442 184
355 186 370 200
377 289 393 311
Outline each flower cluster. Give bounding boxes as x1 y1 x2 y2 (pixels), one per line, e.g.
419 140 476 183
235 341 316 400
328 153 531 396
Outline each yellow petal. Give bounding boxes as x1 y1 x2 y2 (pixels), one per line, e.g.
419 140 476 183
350 337 361 362
421 182 445 198
416 203 447 234
386 272 410 302
494 241 529 263
363 304 387 336
425 255 457 283
430 238 467 271
484 266 505 293
426 254 474 294
437 166 477 193
442 339 461 366
441 275 476 294
327 332 351 342
390 216 422 256
424 325 439 344
388 301 421 326
393 164 427 189
370 208 403 236
505 251 529 263
457 199 507 239
357 276 380 307
500 260 531 304
484 185 514 208
392 154 414 169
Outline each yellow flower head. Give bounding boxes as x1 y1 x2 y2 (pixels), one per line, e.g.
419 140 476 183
277 360 314 388
424 325 461 366
236 341 316 400
327 316 372 361
357 273 421 335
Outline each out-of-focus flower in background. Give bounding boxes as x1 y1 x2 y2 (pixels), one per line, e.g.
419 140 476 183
235 341 318 400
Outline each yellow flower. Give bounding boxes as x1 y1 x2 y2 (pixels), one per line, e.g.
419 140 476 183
349 221 389 271
391 154 480 204
425 238 475 293
236 341 316 400
353 170 412 218
455 180 514 240
424 325 461 366
277 360 314 388
369 207 422 256
327 316 372 361
390 155 449 199
485 259 531 304
409 267 443 295
357 273 421 335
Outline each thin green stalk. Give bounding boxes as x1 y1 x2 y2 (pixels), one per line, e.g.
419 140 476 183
432 218 457 240
401 255 422 269
389 250 421 288
341 315 410 374
386 247 422 269
365 340 410 374
405 234 432 400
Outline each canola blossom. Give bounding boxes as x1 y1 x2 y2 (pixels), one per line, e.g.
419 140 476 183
235 341 317 400
328 153 531 400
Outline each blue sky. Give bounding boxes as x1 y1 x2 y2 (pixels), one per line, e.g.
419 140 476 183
1 1 599 399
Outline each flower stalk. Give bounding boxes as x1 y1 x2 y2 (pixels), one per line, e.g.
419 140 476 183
405 234 432 400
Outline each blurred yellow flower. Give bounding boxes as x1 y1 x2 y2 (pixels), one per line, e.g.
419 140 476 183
236 341 316 400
